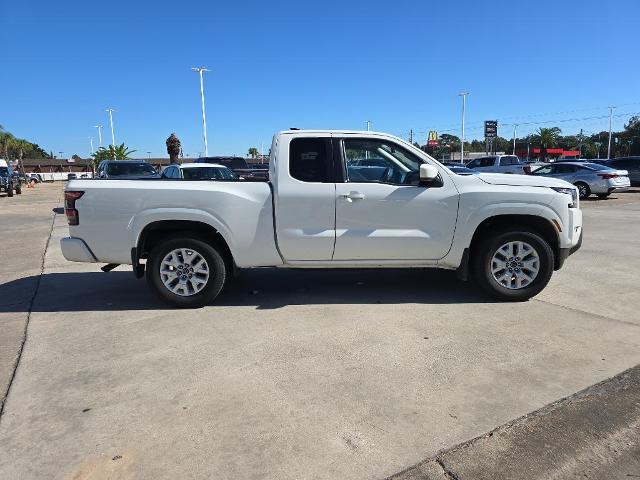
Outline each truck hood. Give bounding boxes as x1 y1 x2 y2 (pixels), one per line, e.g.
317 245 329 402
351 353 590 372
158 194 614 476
477 172 573 189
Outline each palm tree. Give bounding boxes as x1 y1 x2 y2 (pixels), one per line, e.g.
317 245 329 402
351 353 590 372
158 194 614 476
166 133 181 164
91 143 136 167
534 127 561 160
248 147 259 158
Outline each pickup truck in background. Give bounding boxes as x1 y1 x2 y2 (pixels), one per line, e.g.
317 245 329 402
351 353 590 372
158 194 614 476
466 155 532 175
61 130 583 307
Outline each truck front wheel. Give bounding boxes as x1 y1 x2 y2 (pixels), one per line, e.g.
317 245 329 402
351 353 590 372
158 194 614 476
146 236 227 308
472 229 554 302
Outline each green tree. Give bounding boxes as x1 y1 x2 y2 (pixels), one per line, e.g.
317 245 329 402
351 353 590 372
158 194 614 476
91 143 136 167
533 127 561 160
248 147 259 158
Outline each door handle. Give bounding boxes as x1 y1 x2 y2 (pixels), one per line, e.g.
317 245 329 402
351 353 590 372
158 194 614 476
341 191 365 202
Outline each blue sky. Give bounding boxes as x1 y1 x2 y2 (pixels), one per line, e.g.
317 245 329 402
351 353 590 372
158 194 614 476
1 0 639 158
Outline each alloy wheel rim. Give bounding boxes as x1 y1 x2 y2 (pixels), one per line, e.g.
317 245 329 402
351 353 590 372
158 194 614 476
490 241 540 290
160 248 210 296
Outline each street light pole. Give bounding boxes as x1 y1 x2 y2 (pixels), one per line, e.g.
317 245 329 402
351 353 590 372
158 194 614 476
94 125 103 147
192 67 211 157
89 137 94 154
458 92 469 164
513 124 518 156
607 106 615 159
365 120 371 131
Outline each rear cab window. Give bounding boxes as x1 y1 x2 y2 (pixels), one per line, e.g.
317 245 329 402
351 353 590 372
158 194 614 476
289 138 331 182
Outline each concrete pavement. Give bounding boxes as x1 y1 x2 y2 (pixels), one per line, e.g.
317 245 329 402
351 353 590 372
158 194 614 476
0 185 639 479
0 183 61 413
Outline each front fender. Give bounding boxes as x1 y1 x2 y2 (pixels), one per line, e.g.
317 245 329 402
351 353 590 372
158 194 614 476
440 198 562 269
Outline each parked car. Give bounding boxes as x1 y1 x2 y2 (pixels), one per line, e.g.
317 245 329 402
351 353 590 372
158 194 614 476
442 163 478 175
27 173 44 183
67 173 78 180
161 163 238 181
96 160 160 179
466 155 532 174
0 166 22 197
61 129 583 307
532 161 630 199
602 157 640 186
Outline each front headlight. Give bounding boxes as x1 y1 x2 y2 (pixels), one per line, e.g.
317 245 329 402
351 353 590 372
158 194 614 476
551 186 578 208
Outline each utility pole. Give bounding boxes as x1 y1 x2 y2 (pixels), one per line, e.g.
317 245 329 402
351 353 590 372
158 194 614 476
512 124 518 156
607 106 615 159
409 129 414 144
578 128 583 157
459 92 469 163
94 125 103 147
365 120 371 131
192 67 211 157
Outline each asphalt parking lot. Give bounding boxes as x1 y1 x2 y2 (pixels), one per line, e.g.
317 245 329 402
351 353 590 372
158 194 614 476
1 183 639 479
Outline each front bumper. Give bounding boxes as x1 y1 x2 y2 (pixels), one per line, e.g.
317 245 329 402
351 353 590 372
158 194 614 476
556 229 583 270
60 237 98 263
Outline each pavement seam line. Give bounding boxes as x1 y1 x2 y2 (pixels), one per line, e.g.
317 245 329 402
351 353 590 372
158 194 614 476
0 208 57 423
533 297 640 328
435 458 459 480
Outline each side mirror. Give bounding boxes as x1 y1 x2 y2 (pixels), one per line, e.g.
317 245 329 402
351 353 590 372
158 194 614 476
419 164 440 184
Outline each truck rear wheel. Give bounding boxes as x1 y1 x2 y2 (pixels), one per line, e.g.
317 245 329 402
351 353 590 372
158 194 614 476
146 236 226 308
472 229 554 302
7 187 13 197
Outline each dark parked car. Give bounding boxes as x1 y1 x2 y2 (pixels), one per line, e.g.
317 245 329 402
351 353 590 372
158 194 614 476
0 166 21 197
603 157 640 186
96 160 160 179
67 173 78 180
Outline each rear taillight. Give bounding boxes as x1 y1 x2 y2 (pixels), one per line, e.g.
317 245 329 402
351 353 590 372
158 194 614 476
598 173 617 179
64 191 84 225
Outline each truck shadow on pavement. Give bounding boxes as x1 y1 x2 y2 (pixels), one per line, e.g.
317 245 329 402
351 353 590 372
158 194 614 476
0 268 491 313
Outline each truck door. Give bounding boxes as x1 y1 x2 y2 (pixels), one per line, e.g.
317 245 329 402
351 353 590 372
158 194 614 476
273 134 336 261
333 137 458 261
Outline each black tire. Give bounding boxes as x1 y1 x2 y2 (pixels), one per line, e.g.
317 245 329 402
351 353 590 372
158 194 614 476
16 185 22 195
146 236 227 308
7 187 13 197
574 182 590 199
596 192 610 199
472 228 554 302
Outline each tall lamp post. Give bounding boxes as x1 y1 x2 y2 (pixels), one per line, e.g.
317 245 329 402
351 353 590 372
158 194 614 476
89 137 94 155
458 92 469 163
94 125 103 147
365 120 371 131
512 124 519 156
192 67 210 157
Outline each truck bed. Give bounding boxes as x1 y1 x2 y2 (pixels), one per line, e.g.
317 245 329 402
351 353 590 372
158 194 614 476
66 179 283 267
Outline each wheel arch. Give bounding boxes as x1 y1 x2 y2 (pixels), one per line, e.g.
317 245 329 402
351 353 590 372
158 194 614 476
136 220 235 274
469 214 562 270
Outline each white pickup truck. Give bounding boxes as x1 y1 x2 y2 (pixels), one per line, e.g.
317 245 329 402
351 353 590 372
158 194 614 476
61 130 583 307
466 155 532 175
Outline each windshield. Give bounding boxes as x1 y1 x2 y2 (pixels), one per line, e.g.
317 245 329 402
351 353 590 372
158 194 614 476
107 162 157 176
182 166 236 180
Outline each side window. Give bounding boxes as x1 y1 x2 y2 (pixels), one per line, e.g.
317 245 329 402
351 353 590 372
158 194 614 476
534 165 554 175
289 138 331 182
555 164 575 174
467 158 480 168
499 157 510 166
480 157 496 167
343 139 422 185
